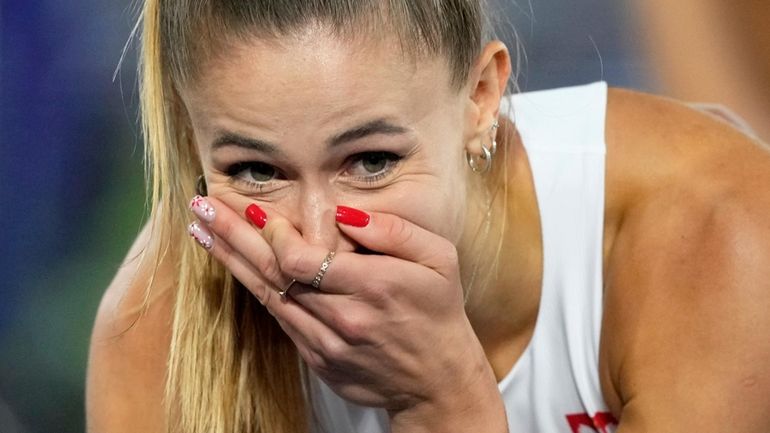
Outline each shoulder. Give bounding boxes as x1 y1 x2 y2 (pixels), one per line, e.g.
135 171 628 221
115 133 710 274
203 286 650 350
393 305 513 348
600 88 770 431
605 87 769 201
86 221 176 432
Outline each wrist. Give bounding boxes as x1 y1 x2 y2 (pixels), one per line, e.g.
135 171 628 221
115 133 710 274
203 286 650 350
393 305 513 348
388 356 508 433
388 390 507 433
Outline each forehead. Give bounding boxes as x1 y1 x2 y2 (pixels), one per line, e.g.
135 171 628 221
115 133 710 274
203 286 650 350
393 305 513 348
180 29 458 136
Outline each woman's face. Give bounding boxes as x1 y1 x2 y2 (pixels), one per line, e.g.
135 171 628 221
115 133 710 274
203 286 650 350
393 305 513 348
182 30 483 253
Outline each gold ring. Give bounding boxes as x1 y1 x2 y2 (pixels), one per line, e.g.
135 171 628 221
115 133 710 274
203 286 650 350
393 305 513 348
279 278 298 298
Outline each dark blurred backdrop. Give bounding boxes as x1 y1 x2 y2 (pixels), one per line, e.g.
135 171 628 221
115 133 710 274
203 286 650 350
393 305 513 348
1 1 145 431
0 0 668 431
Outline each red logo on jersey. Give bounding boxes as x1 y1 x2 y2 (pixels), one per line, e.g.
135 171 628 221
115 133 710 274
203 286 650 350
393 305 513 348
565 412 618 433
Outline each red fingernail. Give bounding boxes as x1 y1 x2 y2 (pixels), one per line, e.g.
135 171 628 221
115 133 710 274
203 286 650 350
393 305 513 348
245 204 267 229
336 206 370 227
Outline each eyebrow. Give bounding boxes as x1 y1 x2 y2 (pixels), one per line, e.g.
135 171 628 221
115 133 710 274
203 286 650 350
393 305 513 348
211 132 280 155
210 118 409 153
327 119 409 147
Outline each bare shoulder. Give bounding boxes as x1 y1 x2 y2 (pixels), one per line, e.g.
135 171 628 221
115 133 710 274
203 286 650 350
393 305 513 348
86 221 176 433
604 87 770 208
600 89 770 431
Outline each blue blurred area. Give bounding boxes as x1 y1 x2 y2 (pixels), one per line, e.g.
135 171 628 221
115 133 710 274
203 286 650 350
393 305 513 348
2 0 136 321
1 1 145 432
0 1 651 431
498 0 652 91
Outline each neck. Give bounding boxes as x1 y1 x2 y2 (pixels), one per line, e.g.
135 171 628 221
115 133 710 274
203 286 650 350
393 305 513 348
457 121 543 380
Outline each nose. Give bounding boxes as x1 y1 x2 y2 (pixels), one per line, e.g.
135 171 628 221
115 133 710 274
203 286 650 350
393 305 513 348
294 184 357 254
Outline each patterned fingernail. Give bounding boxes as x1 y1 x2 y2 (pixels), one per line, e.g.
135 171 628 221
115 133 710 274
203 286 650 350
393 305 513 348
189 195 216 223
336 205 370 227
245 204 267 229
188 221 213 250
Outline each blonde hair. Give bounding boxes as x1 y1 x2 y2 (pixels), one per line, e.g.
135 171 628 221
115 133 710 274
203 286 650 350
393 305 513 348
136 1 518 432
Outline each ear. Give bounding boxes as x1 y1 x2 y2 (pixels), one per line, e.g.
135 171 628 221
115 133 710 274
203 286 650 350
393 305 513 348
463 41 512 155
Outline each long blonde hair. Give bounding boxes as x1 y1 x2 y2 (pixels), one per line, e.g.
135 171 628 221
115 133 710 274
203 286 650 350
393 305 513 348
136 1 518 432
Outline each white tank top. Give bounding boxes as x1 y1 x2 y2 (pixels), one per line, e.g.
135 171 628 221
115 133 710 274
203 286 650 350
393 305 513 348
309 82 617 433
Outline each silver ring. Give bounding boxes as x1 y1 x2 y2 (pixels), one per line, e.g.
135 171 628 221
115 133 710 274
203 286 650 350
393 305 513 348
279 278 298 298
311 251 336 289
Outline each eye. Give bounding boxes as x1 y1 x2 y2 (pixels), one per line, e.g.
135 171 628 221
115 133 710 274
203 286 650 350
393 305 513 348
226 161 280 184
363 153 389 173
346 151 402 180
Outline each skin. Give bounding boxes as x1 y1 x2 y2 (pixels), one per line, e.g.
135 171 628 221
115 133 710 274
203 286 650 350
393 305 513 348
87 25 770 433
634 0 770 142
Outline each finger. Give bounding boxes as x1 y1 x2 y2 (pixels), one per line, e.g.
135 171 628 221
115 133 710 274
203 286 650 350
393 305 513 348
282 284 355 338
335 206 458 275
285 283 390 346
260 213 419 295
189 195 287 289
273 312 347 377
261 289 352 372
187 200 351 371
260 216 337 288
189 218 348 361
188 220 273 302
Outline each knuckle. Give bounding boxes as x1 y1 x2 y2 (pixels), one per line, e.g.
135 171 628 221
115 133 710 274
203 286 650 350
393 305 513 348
261 288 277 311
279 249 312 277
360 278 393 305
303 349 326 373
293 342 323 372
318 334 348 364
334 313 369 344
218 218 237 242
243 274 266 300
384 217 413 248
257 251 282 283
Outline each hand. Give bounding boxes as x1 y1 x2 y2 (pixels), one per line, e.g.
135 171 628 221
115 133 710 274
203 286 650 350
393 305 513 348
188 195 507 431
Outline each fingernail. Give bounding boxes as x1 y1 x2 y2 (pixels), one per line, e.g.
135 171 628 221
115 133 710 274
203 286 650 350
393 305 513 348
245 204 267 229
336 205 370 227
188 221 213 250
189 195 216 223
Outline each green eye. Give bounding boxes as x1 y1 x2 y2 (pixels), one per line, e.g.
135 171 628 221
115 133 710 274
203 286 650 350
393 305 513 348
248 162 276 182
362 153 389 173
346 151 402 183
225 161 280 187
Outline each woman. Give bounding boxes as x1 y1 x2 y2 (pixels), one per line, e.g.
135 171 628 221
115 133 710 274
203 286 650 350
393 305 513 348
86 1 770 432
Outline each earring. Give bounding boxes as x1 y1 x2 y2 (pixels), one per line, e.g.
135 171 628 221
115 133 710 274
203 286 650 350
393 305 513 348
195 174 208 196
466 144 493 173
466 120 500 174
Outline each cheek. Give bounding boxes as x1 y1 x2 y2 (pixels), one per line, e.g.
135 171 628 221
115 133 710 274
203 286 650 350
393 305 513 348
204 181 257 217
350 158 469 244
361 181 467 245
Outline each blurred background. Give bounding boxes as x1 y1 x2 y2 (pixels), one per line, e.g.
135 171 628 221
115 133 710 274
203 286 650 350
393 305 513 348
1 0 767 431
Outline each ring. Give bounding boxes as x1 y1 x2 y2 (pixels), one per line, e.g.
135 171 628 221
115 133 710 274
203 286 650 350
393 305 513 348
279 278 298 298
311 251 336 289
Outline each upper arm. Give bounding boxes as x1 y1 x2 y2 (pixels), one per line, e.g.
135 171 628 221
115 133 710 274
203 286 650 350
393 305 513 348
86 223 175 433
602 193 770 432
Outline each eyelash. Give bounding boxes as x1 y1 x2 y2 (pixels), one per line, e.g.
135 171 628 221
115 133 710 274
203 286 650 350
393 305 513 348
224 161 278 192
223 151 403 191
347 151 403 183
